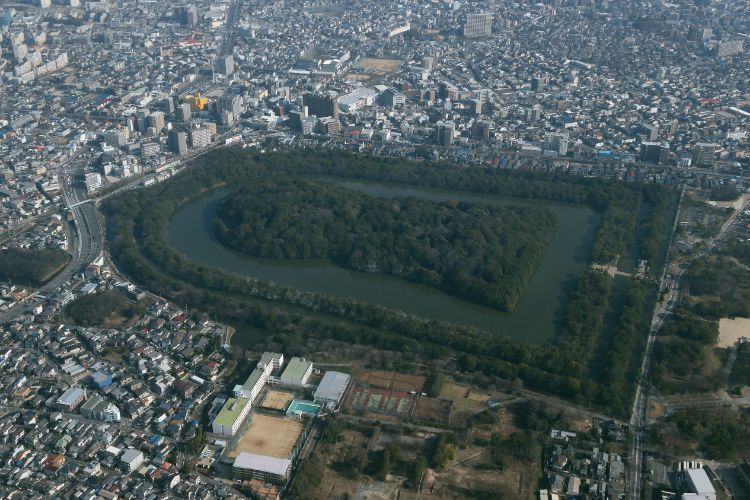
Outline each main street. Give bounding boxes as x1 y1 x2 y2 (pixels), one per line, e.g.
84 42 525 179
627 193 750 499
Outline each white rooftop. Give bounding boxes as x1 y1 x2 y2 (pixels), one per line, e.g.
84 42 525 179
233 452 291 476
686 468 715 495
314 371 350 403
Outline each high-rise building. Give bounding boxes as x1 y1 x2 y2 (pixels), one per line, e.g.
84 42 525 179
176 6 198 27
177 103 192 123
471 121 491 141
693 142 716 167
464 13 493 38
190 126 211 149
141 141 161 158
85 173 102 193
303 93 339 119
435 122 455 147
168 130 188 156
640 142 670 164
531 76 549 92
215 54 234 76
716 40 744 58
216 95 243 116
526 105 542 122
545 132 569 156
148 111 165 134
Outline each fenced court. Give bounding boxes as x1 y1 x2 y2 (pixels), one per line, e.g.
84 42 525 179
260 390 293 412
349 385 415 417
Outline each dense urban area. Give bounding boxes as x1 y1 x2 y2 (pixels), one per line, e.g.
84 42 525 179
0 0 749 499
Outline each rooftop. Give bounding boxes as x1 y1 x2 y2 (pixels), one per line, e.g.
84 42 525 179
233 452 291 476
280 357 312 382
213 397 250 427
314 371 350 402
56 387 85 406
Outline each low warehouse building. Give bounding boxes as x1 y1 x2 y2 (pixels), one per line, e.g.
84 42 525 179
56 387 86 412
314 371 351 409
232 452 292 484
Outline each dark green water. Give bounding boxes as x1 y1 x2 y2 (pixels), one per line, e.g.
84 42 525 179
168 179 600 343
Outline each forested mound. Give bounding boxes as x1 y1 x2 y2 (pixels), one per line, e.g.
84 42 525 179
215 180 557 311
0 248 69 285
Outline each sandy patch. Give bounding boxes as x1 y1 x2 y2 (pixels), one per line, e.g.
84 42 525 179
226 414 303 459
718 317 750 348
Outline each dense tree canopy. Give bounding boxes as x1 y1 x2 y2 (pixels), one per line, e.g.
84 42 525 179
215 180 557 311
0 248 69 285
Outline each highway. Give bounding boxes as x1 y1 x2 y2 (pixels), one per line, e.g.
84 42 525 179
0 168 103 323
626 193 750 499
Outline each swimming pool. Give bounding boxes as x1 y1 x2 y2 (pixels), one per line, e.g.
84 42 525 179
286 400 321 416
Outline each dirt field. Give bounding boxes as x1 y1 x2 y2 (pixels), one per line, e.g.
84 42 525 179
719 317 750 347
439 382 489 423
227 414 303 459
260 390 293 411
355 58 402 72
412 397 452 423
359 370 426 392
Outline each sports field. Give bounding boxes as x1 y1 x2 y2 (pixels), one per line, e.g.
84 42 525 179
227 414 304 459
260 390 293 411
359 370 425 392
356 58 402 72
349 385 415 417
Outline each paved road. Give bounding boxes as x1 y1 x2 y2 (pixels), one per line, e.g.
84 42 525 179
627 193 749 499
0 160 103 323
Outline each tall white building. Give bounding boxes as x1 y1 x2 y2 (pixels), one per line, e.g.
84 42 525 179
85 172 102 193
464 13 493 38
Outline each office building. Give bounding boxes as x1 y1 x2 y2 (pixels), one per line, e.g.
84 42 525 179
177 103 192 122
141 141 160 158
464 12 493 38
190 126 211 149
531 76 548 92
546 132 569 156
640 142 669 164
176 6 198 27
694 142 716 167
216 95 243 116
435 122 454 147
215 54 234 76
526 105 542 122
379 88 406 108
471 120 491 141
120 448 144 472
318 116 340 135
303 93 338 119
148 111 165 133
717 40 743 58
168 130 188 156
85 173 102 193
80 394 121 422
